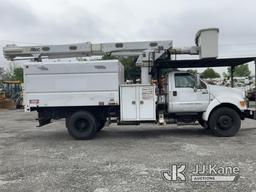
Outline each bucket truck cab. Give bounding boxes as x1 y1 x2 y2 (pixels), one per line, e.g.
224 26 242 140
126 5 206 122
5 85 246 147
165 71 246 137
167 71 210 113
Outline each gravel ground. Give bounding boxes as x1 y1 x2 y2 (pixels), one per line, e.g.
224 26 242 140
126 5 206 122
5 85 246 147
0 109 256 192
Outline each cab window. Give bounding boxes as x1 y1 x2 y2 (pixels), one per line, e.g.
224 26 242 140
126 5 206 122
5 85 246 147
175 73 195 88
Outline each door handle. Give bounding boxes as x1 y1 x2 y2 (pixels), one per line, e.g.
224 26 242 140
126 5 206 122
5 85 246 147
173 91 177 96
132 101 136 104
140 101 144 104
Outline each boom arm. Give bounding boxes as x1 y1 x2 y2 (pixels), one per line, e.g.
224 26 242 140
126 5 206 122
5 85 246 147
3 41 173 62
3 28 219 62
3 28 219 84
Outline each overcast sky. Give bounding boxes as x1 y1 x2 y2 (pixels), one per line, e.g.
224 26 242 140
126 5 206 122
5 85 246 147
0 0 256 75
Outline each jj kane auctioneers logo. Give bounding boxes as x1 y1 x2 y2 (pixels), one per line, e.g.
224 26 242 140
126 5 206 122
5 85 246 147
161 163 240 183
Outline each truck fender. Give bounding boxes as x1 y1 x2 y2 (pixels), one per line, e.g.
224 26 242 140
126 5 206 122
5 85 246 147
202 96 243 121
202 98 220 121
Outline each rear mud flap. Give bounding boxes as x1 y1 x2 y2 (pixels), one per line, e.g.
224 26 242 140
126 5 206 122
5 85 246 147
37 110 52 127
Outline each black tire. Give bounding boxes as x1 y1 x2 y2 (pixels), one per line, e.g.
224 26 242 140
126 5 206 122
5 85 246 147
198 119 209 129
209 107 241 137
67 111 97 140
97 120 106 131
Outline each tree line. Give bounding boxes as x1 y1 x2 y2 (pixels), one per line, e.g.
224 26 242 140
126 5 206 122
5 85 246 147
0 65 23 82
188 65 251 79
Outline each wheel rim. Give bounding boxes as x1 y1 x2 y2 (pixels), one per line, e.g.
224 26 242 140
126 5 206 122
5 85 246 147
75 118 90 133
217 115 233 130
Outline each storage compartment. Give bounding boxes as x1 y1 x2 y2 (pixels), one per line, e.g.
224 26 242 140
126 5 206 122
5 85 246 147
24 60 124 109
120 84 156 121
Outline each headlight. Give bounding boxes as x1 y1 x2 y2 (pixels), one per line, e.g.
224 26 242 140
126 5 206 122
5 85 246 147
240 100 246 108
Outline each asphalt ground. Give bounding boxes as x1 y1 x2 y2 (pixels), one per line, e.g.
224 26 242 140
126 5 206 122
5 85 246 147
0 109 255 192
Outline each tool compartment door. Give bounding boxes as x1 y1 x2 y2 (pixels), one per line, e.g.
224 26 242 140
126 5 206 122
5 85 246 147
120 86 137 121
139 86 156 120
120 85 156 121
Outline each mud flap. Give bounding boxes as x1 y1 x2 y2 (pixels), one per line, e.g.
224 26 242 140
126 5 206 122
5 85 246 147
37 110 52 127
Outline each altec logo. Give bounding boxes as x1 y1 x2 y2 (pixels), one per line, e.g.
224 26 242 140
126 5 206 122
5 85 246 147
161 163 240 183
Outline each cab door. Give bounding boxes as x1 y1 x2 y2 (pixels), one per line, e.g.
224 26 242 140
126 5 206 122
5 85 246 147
169 73 210 112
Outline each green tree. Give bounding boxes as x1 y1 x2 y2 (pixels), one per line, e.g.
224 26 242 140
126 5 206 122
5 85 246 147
13 67 24 82
227 64 251 77
121 57 140 81
187 69 198 75
1 65 24 82
222 72 229 79
200 68 220 79
102 55 140 81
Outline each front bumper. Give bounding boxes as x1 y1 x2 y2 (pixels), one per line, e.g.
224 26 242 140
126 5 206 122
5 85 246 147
244 108 256 120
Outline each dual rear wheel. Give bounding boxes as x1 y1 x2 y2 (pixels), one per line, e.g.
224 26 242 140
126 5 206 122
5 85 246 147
65 111 106 140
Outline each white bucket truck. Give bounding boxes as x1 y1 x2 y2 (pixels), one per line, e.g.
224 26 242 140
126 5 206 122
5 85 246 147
3 28 254 139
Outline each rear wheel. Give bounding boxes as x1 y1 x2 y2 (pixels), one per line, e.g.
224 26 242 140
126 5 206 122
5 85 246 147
209 107 241 137
67 111 97 140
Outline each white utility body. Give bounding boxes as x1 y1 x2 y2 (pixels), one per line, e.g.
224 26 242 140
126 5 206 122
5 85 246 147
24 60 124 109
3 28 252 139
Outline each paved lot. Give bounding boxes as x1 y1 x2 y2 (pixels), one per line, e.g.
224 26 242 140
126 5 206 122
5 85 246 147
0 109 256 192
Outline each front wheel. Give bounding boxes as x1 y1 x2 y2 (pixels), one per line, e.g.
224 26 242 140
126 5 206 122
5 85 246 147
209 107 241 137
67 111 97 140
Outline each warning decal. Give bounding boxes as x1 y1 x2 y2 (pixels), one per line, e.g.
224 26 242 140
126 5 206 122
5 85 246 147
142 87 153 100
